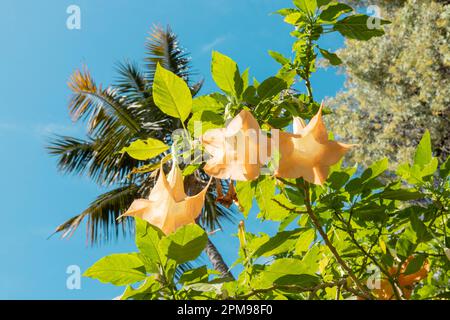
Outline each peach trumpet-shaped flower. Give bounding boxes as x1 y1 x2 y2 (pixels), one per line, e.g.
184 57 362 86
275 104 353 185
360 256 430 300
119 163 211 234
201 110 270 181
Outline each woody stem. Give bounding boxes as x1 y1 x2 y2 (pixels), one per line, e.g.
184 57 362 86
300 181 372 299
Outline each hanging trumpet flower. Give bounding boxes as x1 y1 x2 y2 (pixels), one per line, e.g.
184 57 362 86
201 110 271 181
275 103 353 185
119 162 211 234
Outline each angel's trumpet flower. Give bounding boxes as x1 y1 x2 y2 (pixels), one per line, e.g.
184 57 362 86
120 163 211 234
362 256 430 300
201 110 270 181
275 104 353 185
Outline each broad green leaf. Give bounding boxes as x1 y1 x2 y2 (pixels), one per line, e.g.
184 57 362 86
188 109 224 134
361 158 388 181
414 130 432 167
257 77 288 101
192 93 227 113
279 214 298 231
301 244 320 274
153 64 192 121
84 253 146 286
179 266 209 285
120 276 160 300
256 258 313 287
255 177 276 218
404 255 427 276
182 163 201 176
317 0 332 7
379 189 424 201
284 12 303 25
263 194 296 221
284 188 305 206
319 48 342 66
211 51 243 97
294 0 317 16
327 171 351 190
334 14 390 40
184 282 223 294
275 8 298 17
268 50 290 66
410 214 433 243
241 68 250 92
235 181 254 218
159 224 208 264
254 229 302 257
354 203 387 222
120 138 169 161
295 229 315 253
440 157 450 178
135 218 164 272
319 2 352 22
396 237 414 259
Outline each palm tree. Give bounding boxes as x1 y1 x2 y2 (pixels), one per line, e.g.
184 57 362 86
48 26 234 279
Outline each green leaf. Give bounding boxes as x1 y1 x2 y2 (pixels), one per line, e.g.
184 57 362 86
295 229 315 253
159 224 208 264
135 218 164 272
254 229 302 257
275 8 298 17
192 93 227 113
414 130 432 167
256 258 313 287
294 0 318 16
319 48 342 66
319 2 352 22
184 282 223 294
153 64 192 121
188 110 224 134
404 255 427 276
84 253 146 286
410 214 433 244
284 188 305 206
334 14 390 40
211 51 243 97
301 244 320 273
396 237 414 259
235 181 254 218
440 157 450 178
379 189 424 201
120 138 169 161
263 194 296 221
284 12 303 25
254 177 276 218
268 50 290 66
179 266 209 285
120 277 160 300
257 77 288 101
361 158 389 182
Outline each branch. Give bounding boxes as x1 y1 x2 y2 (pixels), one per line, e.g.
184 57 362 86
300 181 373 300
235 279 348 300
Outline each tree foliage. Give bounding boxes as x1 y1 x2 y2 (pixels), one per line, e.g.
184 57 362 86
327 0 450 167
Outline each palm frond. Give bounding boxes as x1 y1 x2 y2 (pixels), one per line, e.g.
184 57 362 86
145 25 193 83
68 68 142 134
55 184 140 244
47 135 143 186
115 60 149 102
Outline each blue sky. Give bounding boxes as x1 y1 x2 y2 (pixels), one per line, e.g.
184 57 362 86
0 0 345 299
